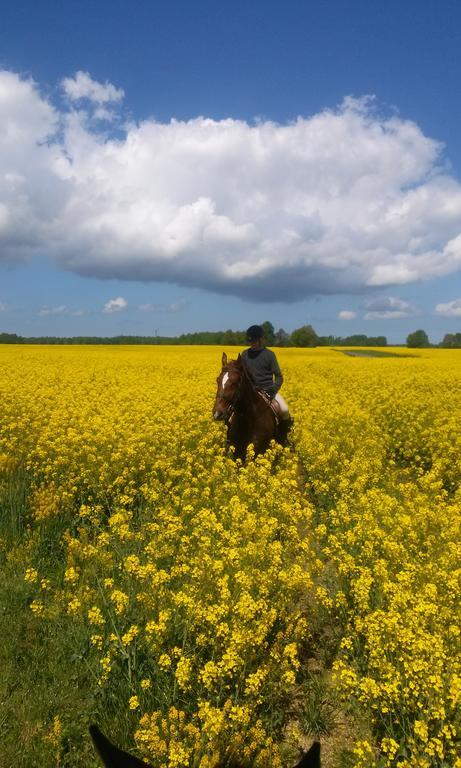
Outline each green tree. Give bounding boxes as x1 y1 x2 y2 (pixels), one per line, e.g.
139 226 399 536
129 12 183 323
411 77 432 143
221 329 240 346
0 332 23 344
291 324 318 347
441 333 461 348
261 321 275 345
406 329 430 348
317 335 335 346
367 336 387 347
274 328 291 347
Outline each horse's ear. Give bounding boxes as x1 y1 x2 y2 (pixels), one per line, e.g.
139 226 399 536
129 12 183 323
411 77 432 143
293 741 321 768
90 725 153 767
222 352 228 367
236 353 241 362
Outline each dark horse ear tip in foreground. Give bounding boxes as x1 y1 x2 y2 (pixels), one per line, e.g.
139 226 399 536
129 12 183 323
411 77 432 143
89 725 151 768
90 725 321 767
295 741 321 767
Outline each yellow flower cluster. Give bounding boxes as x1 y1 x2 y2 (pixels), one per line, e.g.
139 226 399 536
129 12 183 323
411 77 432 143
292 348 461 767
1 344 460 766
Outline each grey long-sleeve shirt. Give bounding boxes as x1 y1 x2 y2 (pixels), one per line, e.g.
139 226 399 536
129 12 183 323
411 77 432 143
242 347 283 398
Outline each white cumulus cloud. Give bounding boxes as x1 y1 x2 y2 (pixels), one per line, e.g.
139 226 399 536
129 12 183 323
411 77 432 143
103 296 127 313
139 299 186 312
38 304 67 316
363 296 416 319
2 71 461 302
61 71 124 104
434 297 461 317
338 310 357 320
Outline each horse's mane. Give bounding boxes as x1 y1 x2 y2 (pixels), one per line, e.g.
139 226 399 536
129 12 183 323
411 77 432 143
226 356 257 391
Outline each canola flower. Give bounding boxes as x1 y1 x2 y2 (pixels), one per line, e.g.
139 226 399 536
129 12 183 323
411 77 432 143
0 344 460 767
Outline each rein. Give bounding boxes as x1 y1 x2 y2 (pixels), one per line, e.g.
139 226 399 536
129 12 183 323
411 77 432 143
214 354 281 461
218 363 276 425
218 362 254 422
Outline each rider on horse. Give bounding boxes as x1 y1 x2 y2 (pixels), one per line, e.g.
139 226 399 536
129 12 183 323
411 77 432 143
242 324 293 444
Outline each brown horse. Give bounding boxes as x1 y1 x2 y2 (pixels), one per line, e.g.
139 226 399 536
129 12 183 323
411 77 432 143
212 352 281 461
90 724 321 767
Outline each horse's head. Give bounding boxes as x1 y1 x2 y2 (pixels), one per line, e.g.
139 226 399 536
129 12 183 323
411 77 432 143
212 352 244 421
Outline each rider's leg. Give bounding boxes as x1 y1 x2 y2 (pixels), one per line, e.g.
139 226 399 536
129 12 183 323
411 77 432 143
274 392 290 421
273 392 293 445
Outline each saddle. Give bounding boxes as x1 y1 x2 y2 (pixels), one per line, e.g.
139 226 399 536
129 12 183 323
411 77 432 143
257 390 281 426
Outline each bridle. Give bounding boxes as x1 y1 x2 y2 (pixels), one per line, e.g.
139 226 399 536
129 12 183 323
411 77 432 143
216 364 244 422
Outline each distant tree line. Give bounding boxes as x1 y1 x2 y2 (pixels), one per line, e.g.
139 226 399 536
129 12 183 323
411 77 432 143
440 332 461 348
1 324 386 347
2 325 460 347
406 329 461 348
0 333 23 344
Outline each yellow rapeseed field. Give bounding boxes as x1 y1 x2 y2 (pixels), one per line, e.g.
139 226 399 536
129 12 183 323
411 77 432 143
0 344 460 767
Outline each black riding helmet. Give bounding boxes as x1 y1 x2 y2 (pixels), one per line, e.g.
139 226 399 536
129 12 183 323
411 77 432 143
246 324 264 342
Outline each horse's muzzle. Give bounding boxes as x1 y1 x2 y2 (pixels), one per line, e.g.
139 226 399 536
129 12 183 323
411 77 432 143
213 410 225 421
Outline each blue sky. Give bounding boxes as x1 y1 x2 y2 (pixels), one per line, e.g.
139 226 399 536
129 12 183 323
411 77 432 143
1 0 461 342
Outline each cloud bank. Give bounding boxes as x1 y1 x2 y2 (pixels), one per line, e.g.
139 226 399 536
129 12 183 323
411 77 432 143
363 296 416 319
1 70 461 302
435 298 461 317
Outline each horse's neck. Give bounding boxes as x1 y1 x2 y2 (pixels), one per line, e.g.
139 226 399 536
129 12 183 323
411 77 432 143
236 368 258 411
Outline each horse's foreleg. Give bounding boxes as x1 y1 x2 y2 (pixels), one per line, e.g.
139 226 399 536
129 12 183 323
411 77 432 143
226 422 246 462
249 413 276 457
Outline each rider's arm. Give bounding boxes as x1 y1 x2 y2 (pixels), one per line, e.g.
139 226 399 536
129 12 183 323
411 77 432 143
268 352 283 398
